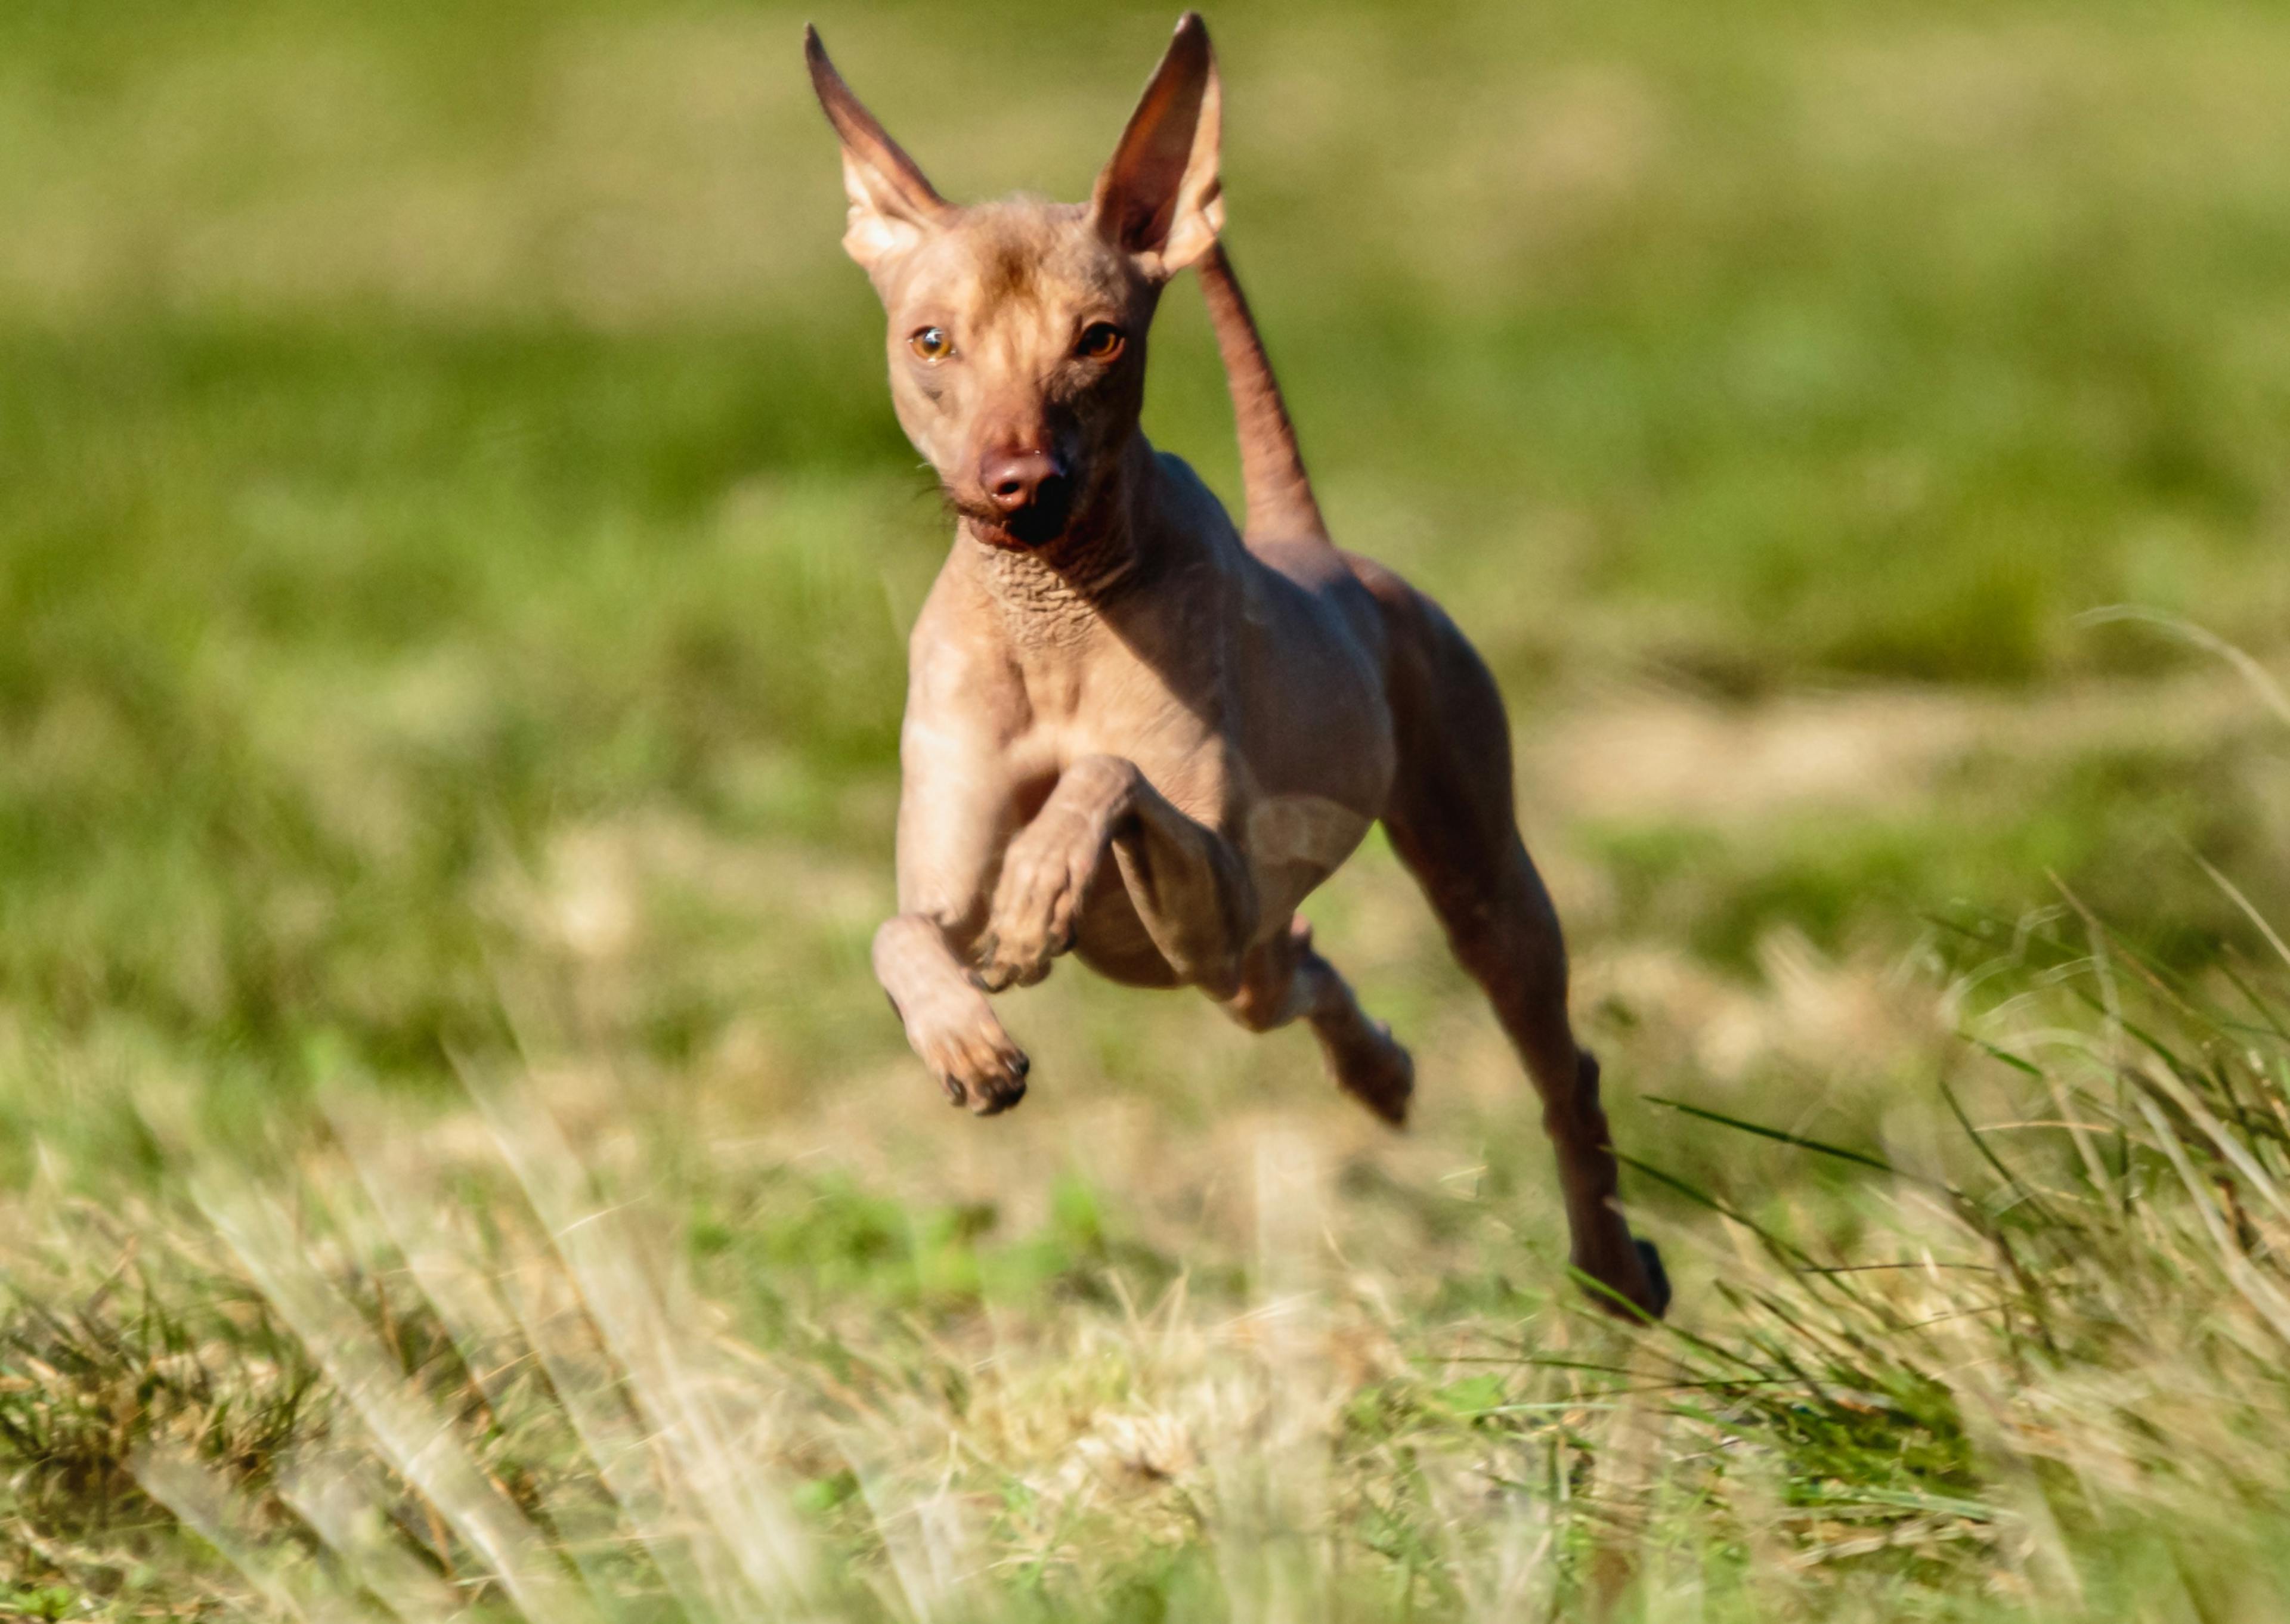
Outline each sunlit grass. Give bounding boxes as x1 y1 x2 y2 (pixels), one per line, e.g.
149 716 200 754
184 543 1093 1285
10 908 2290 1618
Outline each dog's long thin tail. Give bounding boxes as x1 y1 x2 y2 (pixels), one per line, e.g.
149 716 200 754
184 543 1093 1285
1196 241 1327 544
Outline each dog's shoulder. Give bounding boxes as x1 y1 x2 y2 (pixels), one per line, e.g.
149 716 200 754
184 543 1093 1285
1149 447 1243 549
902 561 1017 696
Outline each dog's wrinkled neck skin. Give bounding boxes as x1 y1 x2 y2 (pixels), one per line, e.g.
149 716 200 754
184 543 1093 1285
859 198 1171 632
965 434 1165 644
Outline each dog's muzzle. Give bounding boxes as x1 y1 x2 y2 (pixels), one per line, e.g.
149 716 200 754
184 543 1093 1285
977 450 1074 547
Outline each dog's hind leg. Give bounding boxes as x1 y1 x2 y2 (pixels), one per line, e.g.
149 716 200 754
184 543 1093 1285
1362 565 1669 1319
1223 916 1415 1125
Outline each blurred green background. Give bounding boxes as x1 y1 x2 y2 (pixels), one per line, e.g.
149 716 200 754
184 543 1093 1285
4 0 2289 1151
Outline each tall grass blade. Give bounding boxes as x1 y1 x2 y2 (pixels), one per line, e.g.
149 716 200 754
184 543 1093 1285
131 1447 356 1624
463 1062 826 1619
197 1178 605 1624
278 1452 467 1624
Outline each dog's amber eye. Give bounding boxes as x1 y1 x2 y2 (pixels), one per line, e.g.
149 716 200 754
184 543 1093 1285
1076 323 1125 362
909 326 953 362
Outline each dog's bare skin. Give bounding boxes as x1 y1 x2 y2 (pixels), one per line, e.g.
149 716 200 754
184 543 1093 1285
807 14 1669 1316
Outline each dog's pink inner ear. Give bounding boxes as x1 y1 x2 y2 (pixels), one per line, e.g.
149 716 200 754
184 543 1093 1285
1092 14 1224 274
806 26 952 271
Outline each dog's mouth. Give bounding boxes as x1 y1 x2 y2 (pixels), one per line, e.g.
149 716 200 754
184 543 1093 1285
955 477 1076 550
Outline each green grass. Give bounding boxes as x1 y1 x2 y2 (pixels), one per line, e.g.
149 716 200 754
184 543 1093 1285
5 0 2290 1616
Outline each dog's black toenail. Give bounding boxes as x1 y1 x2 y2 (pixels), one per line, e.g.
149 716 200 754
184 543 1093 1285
1635 1238 1672 1319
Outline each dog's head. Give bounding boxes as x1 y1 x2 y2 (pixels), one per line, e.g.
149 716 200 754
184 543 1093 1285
806 15 1223 551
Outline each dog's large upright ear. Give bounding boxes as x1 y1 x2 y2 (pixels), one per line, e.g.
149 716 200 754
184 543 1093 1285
805 26 953 274
1091 13 1224 278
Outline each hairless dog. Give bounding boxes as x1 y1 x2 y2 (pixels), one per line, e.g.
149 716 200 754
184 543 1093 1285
806 13 1669 1317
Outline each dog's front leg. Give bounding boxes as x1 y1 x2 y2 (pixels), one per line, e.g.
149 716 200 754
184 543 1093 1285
875 699 1033 1115
977 755 1257 997
874 912 1030 1114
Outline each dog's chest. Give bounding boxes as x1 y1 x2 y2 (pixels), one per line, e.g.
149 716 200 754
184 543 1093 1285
988 599 1207 786
1018 636 1233 819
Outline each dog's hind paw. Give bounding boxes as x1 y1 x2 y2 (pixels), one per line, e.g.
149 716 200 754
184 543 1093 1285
1323 1020 1415 1127
1573 1228 1671 1321
1635 1238 1672 1319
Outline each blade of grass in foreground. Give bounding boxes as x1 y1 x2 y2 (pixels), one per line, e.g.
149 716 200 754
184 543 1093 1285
196 1177 607 1624
1642 1096 1941 1188
462 1060 824 1619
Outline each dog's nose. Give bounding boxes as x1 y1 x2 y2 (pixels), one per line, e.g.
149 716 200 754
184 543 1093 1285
981 450 1066 513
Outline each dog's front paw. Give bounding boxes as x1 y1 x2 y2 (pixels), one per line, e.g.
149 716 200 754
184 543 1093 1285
898 983 1031 1115
976 811 1103 992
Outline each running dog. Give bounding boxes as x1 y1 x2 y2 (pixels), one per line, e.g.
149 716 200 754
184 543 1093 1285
806 14 1669 1316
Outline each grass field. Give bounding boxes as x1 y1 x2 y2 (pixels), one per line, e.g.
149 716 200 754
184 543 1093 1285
6 0 2290 1617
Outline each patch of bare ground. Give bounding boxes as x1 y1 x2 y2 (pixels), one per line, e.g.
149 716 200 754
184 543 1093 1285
1527 669 2262 828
